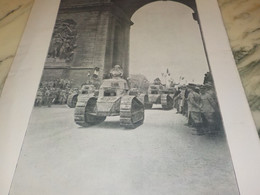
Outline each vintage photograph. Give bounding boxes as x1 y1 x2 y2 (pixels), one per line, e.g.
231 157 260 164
9 0 240 194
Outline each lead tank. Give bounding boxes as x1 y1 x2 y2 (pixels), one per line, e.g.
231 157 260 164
74 67 144 128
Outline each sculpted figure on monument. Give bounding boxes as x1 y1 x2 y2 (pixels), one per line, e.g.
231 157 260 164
48 19 78 62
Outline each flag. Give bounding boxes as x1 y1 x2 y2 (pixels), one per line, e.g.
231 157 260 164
166 68 170 76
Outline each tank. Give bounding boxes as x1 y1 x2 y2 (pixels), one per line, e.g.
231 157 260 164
67 85 96 108
163 87 177 99
67 88 79 108
128 88 150 109
145 84 174 110
74 77 144 128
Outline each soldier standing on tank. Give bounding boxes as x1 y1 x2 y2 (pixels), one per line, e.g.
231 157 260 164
110 65 123 78
93 67 101 89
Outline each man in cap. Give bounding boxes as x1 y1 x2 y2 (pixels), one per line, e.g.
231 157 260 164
173 86 183 113
200 84 219 134
110 65 123 78
187 86 204 135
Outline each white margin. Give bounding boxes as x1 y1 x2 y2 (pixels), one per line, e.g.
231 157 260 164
0 1 61 195
0 0 260 194
196 0 260 194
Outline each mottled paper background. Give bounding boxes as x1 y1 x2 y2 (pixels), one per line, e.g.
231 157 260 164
218 0 260 133
0 0 34 92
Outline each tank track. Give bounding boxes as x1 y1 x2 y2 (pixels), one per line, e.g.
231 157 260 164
74 96 105 127
161 94 173 110
138 94 152 109
67 94 78 108
120 96 144 128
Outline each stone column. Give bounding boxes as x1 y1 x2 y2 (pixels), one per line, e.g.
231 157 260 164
103 4 132 79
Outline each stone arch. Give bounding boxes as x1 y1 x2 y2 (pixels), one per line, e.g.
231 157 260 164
44 0 202 85
107 0 199 78
112 0 196 18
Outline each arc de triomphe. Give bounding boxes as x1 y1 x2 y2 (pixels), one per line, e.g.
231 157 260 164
43 0 201 85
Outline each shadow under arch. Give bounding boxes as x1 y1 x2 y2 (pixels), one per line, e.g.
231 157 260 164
112 0 197 18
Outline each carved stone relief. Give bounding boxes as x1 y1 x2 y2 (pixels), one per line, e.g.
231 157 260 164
47 19 78 63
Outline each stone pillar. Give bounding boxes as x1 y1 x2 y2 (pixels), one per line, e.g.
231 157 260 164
193 10 211 71
103 5 132 79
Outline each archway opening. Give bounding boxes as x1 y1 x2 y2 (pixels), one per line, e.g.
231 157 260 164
129 1 208 87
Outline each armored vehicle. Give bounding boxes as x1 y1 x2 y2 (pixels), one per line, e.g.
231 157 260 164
67 88 79 108
74 77 144 128
163 87 177 99
145 84 173 110
67 85 96 108
128 88 149 108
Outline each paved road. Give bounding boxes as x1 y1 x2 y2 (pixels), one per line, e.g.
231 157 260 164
10 105 239 195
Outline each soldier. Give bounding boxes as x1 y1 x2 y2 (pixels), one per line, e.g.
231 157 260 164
47 88 57 107
93 67 100 79
173 87 182 113
59 89 67 104
183 87 190 117
42 86 48 105
153 78 162 85
35 88 43 107
200 84 219 134
45 88 52 107
110 65 123 78
179 86 186 114
187 87 203 135
93 67 101 89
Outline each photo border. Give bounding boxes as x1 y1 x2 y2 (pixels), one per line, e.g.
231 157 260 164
0 0 260 194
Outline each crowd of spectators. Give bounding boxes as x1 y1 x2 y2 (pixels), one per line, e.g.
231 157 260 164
173 82 222 135
34 79 74 107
